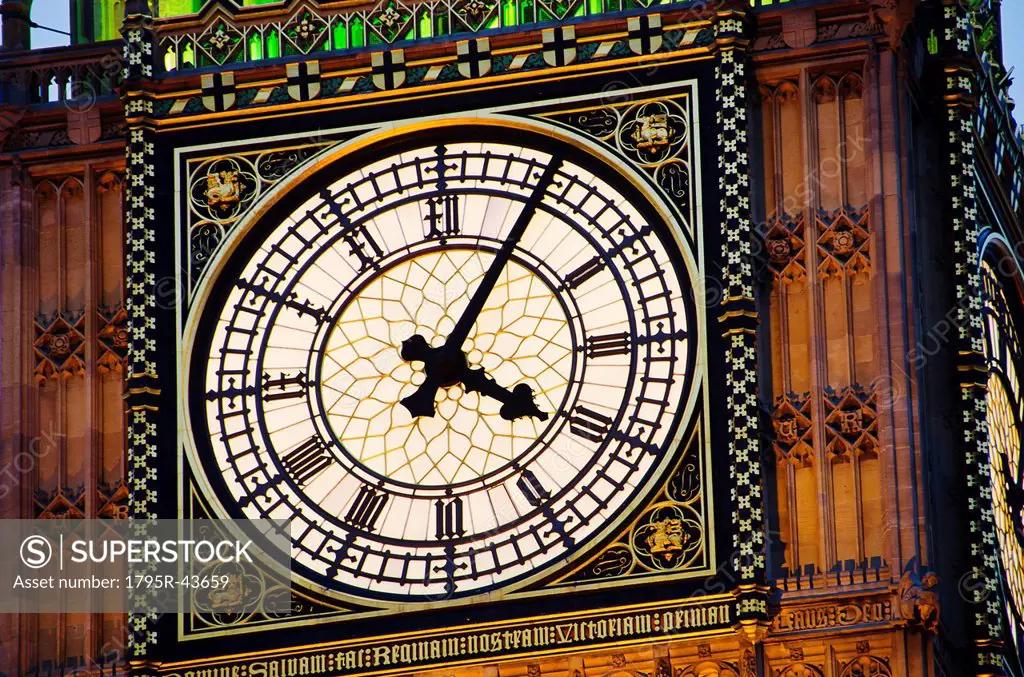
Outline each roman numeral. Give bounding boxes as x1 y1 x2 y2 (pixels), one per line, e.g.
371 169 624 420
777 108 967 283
281 437 332 486
343 229 383 272
319 189 384 271
426 195 460 240
262 371 309 401
435 497 465 540
516 469 550 507
569 406 614 443
563 257 604 290
344 485 388 531
585 332 631 358
237 277 327 323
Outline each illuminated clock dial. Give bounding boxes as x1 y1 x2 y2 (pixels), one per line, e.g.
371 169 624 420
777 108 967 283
188 129 698 603
982 261 1024 641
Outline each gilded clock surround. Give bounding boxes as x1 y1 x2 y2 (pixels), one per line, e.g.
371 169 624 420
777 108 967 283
177 99 714 635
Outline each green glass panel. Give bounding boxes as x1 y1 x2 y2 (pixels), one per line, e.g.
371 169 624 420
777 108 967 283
333 23 348 49
164 45 178 71
248 34 263 60
486 15 500 29
503 0 517 27
587 0 602 14
182 43 195 67
351 18 365 48
520 1 534 24
419 13 433 38
267 31 281 58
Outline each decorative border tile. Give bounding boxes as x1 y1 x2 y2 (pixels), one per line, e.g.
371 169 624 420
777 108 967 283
943 2 1004 672
123 4 161 665
713 8 767 627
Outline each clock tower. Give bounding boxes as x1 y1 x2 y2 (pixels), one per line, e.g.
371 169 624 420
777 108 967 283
0 1 1022 677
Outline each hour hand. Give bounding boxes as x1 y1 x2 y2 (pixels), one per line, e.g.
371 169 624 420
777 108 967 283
399 335 440 418
460 367 548 422
400 378 439 418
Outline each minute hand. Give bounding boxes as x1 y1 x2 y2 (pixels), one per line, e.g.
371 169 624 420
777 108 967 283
444 158 562 353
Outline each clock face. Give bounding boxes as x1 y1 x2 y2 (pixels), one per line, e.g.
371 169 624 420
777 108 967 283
187 127 699 603
982 261 1024 639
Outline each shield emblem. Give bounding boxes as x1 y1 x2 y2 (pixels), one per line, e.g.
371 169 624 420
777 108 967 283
457 38 491 78
542 26 576 67
628 14 662 55
287 61 321 101
201 72 235 112
67 108 101 145
372 50 406 90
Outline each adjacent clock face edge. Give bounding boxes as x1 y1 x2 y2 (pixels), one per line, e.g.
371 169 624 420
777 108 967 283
178 117 710 609
983 258 1024 641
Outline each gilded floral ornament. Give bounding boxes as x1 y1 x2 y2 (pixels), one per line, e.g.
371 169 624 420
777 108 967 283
189 156 258 224
284 10 328 54
618 100 688 167
631 507 702 570
367 1 413 42
198 20 242 65
205 170 242 212
454 0 497 30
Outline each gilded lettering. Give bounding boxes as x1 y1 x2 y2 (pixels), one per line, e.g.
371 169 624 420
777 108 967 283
837 604 860 625
556 624 574 643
